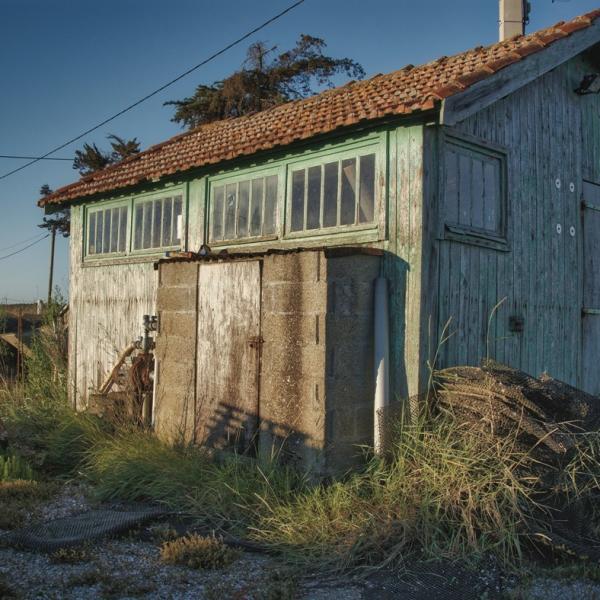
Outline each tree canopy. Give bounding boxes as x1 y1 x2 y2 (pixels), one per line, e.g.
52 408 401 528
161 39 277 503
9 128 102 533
38 185 70 237
166 35 365 129
73 134 141 176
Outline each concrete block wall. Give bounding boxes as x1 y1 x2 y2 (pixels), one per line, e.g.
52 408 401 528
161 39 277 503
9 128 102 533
324 254 380 472
154 262 198 443
259 251 328 474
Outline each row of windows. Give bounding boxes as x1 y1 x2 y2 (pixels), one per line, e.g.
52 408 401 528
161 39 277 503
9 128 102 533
85 136 508 258
87 149 380 257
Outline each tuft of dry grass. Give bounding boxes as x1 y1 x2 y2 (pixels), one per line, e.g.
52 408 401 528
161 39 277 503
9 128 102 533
160 533 240 570
0 479 57 530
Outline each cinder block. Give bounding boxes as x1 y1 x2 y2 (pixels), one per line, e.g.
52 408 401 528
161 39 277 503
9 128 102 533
327 254 381 283
157 286 196 312
159 311 197 338
263 251 325 283
261 313 324 347
262 281 328 314
159 262 199 288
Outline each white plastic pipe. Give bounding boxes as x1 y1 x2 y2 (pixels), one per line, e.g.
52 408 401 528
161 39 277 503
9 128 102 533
374 276 390 454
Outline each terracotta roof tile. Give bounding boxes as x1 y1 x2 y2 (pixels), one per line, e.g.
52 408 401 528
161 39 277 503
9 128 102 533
40 10 600 206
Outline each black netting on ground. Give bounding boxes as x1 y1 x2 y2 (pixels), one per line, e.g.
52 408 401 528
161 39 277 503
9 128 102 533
1 506 166 552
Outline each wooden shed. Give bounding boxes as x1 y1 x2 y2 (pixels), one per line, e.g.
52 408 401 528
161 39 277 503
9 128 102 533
39 10 600 474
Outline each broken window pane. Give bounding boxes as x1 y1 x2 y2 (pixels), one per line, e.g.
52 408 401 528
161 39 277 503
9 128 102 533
212 186 224 241
119 206 128 252
224 184 237 240
250 178 263 237
307 166 321 230
323 162 338 228
340 158 356 226
173 196 183 245
359 154 375 223
88 212 97 254
237 181 250 238
263 175 278 235
291 169 305 232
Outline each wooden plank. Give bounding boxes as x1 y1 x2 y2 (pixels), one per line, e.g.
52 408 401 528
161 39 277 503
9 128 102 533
195 261 261 451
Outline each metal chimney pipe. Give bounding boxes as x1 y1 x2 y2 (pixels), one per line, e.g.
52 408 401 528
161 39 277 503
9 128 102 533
499 0 525 41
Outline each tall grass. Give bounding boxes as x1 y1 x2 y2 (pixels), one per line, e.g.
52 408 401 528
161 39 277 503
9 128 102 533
251 409 544 569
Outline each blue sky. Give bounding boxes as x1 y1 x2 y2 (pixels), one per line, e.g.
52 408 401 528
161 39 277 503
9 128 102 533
0 0 597 302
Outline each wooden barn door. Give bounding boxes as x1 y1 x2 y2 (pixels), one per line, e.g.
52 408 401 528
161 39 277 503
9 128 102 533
195 260 262 453
582 181 600 395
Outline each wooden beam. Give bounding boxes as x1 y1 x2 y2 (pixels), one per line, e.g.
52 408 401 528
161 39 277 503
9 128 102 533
441 20 600 126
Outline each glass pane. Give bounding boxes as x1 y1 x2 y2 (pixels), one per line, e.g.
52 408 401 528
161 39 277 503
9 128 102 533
173 196 183 245
323 162 338 228
118 206 128 252
212 187 224 241
142 201 152 249
96 210 103 254
152 199 163 248
306 166 321 230
358 154 375 223
340 158 356 226
224 184 237 240
237 181 250 238
250 179 263 236
110 207 120 253
88 212 96 254
263 175 278 235
291 169 305 232
162 198 173 246
134 204 143 249
103 209 112 253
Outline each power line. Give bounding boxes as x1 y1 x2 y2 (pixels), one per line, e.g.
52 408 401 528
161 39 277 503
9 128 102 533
0 234 49 261
0 232 47 253
0 0 306 183
0 155 72 161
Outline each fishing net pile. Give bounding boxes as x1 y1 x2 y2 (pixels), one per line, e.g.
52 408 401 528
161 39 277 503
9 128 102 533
433 361 600 559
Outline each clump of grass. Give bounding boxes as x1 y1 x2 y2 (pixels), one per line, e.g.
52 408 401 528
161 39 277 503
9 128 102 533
0 451 35 481
50 546 92 564
251 409 542 569
148 522 180 542
160 533 240 570
83 430 303 531
0 479 57 530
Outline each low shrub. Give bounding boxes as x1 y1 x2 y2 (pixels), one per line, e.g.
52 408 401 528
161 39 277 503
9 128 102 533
160 533 240 570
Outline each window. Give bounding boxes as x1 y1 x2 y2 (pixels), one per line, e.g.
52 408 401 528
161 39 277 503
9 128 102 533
288 153 376 233
87 206 128 255
443 135 507 249
210 174 278 243
133 195 183 251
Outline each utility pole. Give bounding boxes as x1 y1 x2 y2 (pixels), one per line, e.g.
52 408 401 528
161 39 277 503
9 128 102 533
47 223 56 305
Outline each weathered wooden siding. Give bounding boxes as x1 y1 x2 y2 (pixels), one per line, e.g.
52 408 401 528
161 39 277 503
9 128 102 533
435 56 599 387
69 206 159 407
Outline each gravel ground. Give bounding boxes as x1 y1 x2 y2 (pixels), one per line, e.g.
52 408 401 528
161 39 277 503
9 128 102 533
2 484 600 599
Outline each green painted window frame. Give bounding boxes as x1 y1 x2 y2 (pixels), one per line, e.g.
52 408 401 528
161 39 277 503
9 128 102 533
206 133 386 248
207 165 284 246
283 140 382 240
83 185 186 261
440 130 509 252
